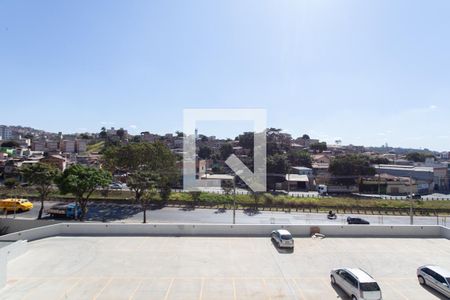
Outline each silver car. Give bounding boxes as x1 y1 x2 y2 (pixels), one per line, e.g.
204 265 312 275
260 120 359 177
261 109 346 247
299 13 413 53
417 265 450 298
270 229 294 248
330 268 382 300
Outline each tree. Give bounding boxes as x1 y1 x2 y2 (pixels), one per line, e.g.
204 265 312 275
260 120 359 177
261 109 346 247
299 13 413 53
250 192 262 211
99 127 107 139
238 132 254 151
301 134 310 140
198 145 212 159
221 180 234 196
267 128 292 156
103 141 178 220
329 155 375 185
406 152 433 163
175 131 185 138
369 157 390 165
57 165 112 221
127 170 158 223
1 141 19 148
288 150 312 167
310 142 327 153
3 178 19 190
21 163 59 219
267 153 289 191
189 191 202 207
219 143 234 160
116 128 126 140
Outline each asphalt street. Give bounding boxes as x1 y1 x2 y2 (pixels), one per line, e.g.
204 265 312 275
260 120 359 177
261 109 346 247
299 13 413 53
5 200 449 226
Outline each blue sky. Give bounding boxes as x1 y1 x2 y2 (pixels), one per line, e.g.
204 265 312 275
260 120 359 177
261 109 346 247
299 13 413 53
1 0 449 150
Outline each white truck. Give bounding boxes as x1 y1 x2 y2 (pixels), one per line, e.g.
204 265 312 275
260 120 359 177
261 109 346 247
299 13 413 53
317 184 358 195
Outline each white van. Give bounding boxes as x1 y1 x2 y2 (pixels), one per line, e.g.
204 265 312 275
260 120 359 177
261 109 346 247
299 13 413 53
330 268 382 300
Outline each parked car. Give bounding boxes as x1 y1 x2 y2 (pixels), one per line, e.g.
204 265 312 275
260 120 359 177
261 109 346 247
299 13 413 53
330 268 382 300
417 265 450 298
0 198 33 212
407 193 422 199
109 183 123 190
347 217 370 225
270 229 294 249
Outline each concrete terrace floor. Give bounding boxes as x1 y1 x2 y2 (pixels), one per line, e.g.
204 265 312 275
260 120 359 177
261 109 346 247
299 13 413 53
2 236 450 300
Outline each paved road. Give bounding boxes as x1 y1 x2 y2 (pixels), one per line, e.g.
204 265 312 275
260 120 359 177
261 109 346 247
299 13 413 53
6 200 449 226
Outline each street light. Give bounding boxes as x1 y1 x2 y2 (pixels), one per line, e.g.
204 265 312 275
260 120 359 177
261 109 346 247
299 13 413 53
409 175 414 225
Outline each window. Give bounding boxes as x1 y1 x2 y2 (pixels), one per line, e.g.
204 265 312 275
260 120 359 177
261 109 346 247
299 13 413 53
423 268 436 277
281 234 292 240
434 273 447 284
360 282 380 291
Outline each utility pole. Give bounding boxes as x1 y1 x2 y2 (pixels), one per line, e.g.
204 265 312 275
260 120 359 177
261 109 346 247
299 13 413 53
232 175 236 225
409 175 414 225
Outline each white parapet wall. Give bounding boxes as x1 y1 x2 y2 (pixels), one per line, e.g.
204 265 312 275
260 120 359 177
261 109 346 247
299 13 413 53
0 221 447 242
0 240 28 289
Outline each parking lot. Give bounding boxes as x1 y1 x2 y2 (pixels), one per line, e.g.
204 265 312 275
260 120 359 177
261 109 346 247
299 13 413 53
2 236 450 299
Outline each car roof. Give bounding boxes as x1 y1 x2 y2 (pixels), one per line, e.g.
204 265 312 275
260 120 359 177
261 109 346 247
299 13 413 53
421 265 450 277
345 268 377 283
275 229 292 235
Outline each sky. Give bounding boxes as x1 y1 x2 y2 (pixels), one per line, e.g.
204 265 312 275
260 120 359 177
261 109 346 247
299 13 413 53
1 0 450 151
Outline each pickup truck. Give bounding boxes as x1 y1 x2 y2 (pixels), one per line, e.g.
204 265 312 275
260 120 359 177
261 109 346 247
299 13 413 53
45 203 82 219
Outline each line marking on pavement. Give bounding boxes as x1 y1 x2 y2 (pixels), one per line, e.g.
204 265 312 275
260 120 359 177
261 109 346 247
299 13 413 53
21 278 46 300
163 278 175 300
232 278 237 300
128 278 143 300
198 277 205 300
93 277 113 300
292 278 308 300
59 278 81 300
262 278 272 300
384 281 409 300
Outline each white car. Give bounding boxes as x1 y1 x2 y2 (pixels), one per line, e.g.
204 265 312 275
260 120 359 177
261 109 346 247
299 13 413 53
330 268 382 300
417 265 450 298
270 229 294 248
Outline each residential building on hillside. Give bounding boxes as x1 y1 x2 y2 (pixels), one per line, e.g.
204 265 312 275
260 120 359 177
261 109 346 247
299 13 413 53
31 141 46 152
75 140 87 153
0 126 12 140
61 140 75 153
40 155 67 171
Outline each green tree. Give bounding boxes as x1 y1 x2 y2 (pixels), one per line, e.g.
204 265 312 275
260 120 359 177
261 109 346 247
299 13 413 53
219 143 234 160
99 127 107 139
301 134 310 140
406 152 433 163
189 191 202 207
116 128 126 140
266 128 292 156
238 132 254 151
288 150 312 167
57 165 112 221
3 178 19 190
103 141 178 217
198 145 212 159
1 141 19 148
369 157 390 165
127 170 159 223
267 153 289 191
21 163 59 219
329 155 375 185
310 142 327 153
